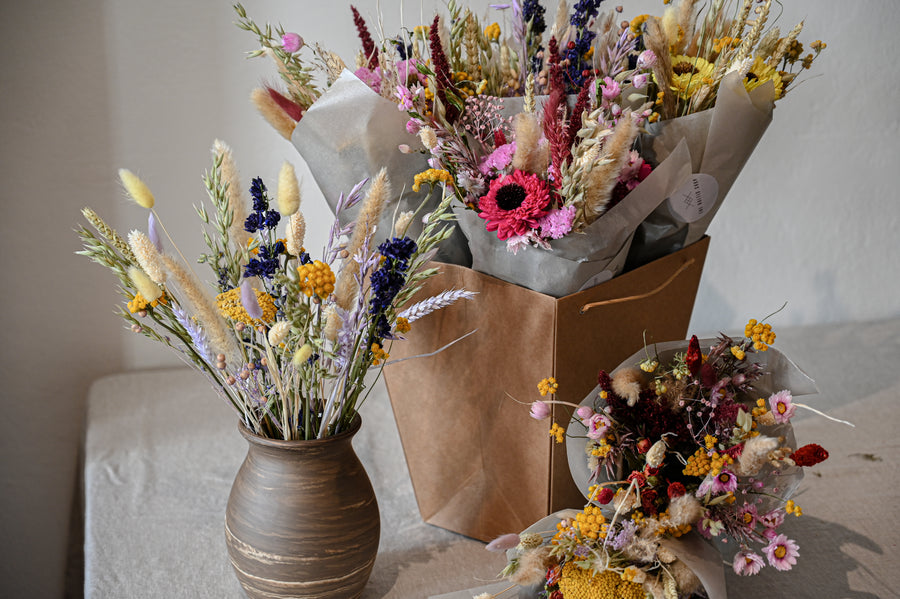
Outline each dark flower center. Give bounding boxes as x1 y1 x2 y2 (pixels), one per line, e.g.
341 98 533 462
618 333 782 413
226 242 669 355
495 183 527 211
673 62 698 76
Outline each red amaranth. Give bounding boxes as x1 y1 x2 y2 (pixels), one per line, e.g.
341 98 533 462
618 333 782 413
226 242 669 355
791 444 829 467
429 16 460 123
351 6 379 70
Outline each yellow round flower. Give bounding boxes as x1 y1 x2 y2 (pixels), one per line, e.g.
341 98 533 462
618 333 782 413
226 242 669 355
557 562 645 599
216 287 277 325
666 55 715 100
744 56 783 99
297 260 335 299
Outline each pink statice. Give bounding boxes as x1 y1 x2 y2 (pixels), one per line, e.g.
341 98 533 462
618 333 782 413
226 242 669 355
530 400 551 420
768 390 796 423
536 205 576 240
478 142 516 175
732 550 765 576
354 66 382 93
281 32 303 53
763 534 799 571
585 413 612 439
710 468 738 494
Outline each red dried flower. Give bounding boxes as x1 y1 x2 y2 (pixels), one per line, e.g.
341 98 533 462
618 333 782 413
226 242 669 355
627 470 646 486
667 482 686 498
493 129 507 147
597 370 612 390
546 565 563 586
350 6 379 70
636 438 652 454
429 16 460 123
641 489 659 515
477 170 551 240
791 444 829 467
596 487 614 504
686 335 702 376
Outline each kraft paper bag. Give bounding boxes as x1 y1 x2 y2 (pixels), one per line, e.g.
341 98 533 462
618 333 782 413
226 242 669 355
383 237 710 541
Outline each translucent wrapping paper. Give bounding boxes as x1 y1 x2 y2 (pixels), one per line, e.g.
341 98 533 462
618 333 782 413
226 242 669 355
291 69 471 265
627 72 776 268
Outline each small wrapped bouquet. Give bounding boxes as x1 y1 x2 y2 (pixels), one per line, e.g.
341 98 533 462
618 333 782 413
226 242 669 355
488 315 844 598
77 143 472 440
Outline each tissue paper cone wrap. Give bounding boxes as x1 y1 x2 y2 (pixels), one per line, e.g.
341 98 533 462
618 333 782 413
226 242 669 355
627 72 776 268
291 70 470 265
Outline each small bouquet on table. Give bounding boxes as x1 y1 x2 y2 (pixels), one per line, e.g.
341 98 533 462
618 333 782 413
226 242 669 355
483 316 848 599
77 145 473 597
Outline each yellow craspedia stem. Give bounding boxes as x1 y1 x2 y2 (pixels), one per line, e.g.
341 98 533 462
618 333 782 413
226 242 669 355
118 169 155 209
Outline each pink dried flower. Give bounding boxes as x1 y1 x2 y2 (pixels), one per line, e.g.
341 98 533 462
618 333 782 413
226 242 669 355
354 66 382 94
768 390 796 423
406 119 422 135
396 85 415 110
586 414 611 439
600 76 621 101
733 550 764 576
637 50 656 69
486 533 521 552
530 400 551 420
763 534 799 571
710 468 738 494
479 142 517 175
536 206 576 240
281 32 303 53
760 509 785 531
477 170 551 240
632 73 648 88
737 503 759 528
576 406 594 421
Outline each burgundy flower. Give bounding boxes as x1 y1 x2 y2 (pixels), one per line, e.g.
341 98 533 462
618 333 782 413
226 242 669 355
595 487 614 504
791 444 829 467
477 170 551 240
641 489 659 515
597 370 612 390
667 481 686 498
686 335 702 376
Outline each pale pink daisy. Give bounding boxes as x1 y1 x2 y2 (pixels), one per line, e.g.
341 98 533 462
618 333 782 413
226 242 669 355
530 400 551 420
768 390 796 423
763 534 799 571
732 550 765 576
711 468 739 494
737 503 759 529
585 413 611 439
760 508 785 530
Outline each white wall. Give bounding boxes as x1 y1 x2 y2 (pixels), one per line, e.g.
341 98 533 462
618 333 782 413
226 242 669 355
1 1 898 596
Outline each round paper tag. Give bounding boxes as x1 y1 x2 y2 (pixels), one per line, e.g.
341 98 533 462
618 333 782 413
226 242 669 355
667 174 718 223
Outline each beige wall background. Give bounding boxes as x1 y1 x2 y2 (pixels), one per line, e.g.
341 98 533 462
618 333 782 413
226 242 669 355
2 1 898 596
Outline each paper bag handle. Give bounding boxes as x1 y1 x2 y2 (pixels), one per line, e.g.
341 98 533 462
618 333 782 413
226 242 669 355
580 258 697 314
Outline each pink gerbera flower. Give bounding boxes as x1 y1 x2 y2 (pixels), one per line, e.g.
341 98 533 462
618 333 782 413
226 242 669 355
477 170 551 240
733 550 765 576
763 534 799 571
768 390 796 423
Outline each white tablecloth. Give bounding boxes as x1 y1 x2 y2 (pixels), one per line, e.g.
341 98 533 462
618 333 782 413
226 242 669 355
84 319 900 598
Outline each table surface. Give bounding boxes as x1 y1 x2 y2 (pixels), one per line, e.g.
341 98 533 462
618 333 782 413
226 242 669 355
84 318 900 599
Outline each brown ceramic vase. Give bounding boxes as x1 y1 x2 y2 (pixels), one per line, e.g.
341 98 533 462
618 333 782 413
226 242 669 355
225 416 379 599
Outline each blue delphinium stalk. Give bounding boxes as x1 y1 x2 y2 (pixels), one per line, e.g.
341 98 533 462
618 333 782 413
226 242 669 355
242 177 285 280
368 236 417 341
567 0 605 89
